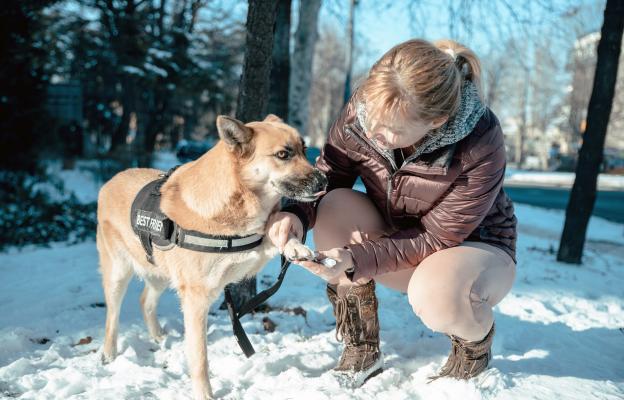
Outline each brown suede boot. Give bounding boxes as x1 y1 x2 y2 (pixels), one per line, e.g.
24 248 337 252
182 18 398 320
428 322 495 382
326 280 383 387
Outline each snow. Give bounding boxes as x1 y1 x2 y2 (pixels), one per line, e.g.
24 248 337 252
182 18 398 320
143 62 168 78
151 150 180 172
43 161 102 204
122 66 145 77
514 203 624 246
148 48 173 59
505 170 624 191
1 183 623 399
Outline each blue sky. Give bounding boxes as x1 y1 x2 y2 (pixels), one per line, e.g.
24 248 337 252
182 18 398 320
317 0 606 73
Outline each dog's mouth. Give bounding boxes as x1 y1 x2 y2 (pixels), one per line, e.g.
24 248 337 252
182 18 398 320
272 169 328 202
297 190 327 202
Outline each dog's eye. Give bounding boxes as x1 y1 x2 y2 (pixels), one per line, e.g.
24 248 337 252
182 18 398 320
275 150 290 160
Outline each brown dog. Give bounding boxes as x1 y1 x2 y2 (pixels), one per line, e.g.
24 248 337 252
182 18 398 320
96 114 326 399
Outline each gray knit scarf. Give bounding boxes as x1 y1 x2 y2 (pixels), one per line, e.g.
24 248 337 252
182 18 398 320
355 79 486 165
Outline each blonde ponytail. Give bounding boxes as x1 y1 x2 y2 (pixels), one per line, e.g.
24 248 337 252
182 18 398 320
434 39 483 100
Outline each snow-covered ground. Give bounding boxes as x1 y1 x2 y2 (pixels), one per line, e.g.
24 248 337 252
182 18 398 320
1 172 623 399
505 169 624 191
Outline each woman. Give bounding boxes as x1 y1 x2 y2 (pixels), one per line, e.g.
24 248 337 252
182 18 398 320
267 39 517 385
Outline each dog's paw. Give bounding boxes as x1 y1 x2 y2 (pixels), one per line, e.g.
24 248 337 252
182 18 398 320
151 330 166 344
282 238 314 261
100 350 116 365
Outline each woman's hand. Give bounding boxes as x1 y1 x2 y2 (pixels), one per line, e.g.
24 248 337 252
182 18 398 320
267 211 304 253
296 247 368 285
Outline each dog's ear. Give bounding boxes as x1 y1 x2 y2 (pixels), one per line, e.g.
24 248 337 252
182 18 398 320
264 114 283 123
216 116 253 152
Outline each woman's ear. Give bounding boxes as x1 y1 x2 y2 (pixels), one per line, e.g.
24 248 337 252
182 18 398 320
430 115 449 129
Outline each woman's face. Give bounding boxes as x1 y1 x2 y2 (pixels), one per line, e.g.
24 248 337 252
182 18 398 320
364 109 448 151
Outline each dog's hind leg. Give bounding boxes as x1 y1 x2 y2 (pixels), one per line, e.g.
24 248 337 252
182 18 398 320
180 285 215 400
140 275 168 342
98 223 133 363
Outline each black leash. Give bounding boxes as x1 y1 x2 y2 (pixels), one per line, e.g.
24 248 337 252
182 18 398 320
224 232 306 358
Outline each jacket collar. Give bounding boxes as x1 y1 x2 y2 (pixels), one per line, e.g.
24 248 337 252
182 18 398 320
405 109 493 175
345 119 458 176
404 142 457 175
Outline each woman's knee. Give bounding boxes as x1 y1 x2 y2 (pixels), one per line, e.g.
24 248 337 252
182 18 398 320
406 244 515 337
406 255 470 333
316 189 379 225
314 189 387 250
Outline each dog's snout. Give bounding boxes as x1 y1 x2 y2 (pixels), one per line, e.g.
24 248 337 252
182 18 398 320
274 168 328 202
312 168 328 191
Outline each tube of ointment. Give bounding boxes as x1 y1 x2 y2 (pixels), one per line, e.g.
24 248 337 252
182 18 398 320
290 250 337 268
312 251 337 268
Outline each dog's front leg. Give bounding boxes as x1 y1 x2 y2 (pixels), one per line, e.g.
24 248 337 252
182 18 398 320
180 286 214 400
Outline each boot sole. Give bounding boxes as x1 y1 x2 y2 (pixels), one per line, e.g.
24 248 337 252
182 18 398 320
333 355 384 389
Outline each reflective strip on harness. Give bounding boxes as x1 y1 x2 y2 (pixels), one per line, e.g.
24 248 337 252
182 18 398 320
183 233 264 249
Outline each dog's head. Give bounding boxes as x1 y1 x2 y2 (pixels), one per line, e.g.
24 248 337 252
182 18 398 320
216 114 327 202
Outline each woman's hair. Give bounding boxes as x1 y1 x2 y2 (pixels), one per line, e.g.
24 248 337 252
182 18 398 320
358 39 482 128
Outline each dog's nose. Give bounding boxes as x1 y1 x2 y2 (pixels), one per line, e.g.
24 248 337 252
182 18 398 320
312 168 328 191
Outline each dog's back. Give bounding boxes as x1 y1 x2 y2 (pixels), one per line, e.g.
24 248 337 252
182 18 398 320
97 168 161 225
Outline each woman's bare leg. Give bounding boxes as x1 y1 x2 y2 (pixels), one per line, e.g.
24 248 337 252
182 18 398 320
407 242 516 341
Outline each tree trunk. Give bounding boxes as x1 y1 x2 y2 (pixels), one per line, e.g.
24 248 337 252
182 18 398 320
557 0 623 264
101 0 144 161
516 66 530 167
109 74 136 159
235 0 279 123
267 0 291 121
0 0 50 172
343 0 357 105
288 0 321 137
226 0 278 310
142 89 169 167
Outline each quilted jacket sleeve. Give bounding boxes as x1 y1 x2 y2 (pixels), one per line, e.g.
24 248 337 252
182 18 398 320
345 125 507 281
281 102 359 232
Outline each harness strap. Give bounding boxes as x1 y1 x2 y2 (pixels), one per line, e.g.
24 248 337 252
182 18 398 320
134 166 180 264
139 232 155 264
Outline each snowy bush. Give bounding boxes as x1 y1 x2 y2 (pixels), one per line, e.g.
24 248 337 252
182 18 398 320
0 171 96 250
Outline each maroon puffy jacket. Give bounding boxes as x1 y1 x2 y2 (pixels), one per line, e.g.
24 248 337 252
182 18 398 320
282 98 517 281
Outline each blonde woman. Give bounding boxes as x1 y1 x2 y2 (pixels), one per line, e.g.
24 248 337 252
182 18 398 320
267 39 517 385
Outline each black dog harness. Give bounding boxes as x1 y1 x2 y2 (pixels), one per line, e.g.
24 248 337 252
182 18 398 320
130 166 265 264
130 166 296 357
